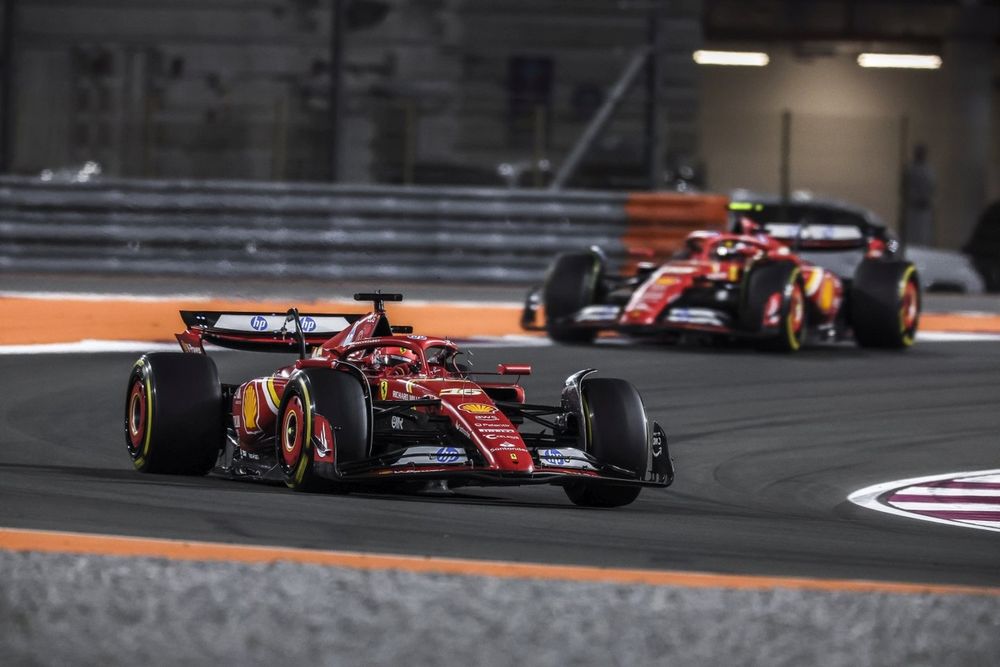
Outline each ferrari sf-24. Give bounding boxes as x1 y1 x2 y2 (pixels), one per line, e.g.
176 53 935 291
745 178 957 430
125 293 672 507
523 217 920 352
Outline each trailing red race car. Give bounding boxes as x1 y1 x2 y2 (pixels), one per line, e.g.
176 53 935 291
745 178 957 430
522 218 920 351
125 293 672 508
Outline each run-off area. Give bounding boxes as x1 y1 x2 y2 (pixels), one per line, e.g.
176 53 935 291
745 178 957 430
2 551 997 667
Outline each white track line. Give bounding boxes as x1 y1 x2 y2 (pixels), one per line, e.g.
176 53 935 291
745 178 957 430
0 340 189 354
848 469 1000 534
3 332 998 354
0 290 523 309
900 486 1000 496
917 332 1000 342
0 335 551 355
889 502 1000 512
0 291 214 303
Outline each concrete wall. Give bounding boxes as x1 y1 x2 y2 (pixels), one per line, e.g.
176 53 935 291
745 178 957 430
8 0 703 190
699 44 996 249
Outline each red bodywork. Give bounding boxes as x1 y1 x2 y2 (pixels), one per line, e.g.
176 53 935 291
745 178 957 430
220 316 539 478
619 230 843 333
526 229 851 343
173 304 671 488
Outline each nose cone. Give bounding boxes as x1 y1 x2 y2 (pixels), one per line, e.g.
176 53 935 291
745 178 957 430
487 443 534 473
621 271 687 326
621 305 659 326
443 395 534 473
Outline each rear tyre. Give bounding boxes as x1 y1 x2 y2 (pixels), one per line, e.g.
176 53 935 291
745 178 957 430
124 353 223 475
277 369 369 492
543 252 603 344
741 262 806 352
563 378 646 508
850 260 920 348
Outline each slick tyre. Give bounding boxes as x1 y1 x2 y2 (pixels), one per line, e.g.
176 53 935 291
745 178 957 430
277 369 369 493
563 378 646 508
543 252 603 344
125 353 223 475
850 260 920 349
741 262 806 352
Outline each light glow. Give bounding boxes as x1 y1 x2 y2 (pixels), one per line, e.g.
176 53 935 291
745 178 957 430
693 50 769 67
857 53 942 69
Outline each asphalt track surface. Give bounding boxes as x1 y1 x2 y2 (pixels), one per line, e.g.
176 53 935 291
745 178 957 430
1 338 999 587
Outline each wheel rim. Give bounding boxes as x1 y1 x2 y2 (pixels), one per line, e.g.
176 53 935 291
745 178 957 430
788 284 805 336
126 379 147 454
901 279 919 332
281 396 305 469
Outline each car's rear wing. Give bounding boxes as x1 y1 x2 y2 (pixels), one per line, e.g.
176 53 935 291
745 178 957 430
177 310 365 354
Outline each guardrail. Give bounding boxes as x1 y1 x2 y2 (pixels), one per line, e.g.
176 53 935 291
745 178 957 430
0 176 727 284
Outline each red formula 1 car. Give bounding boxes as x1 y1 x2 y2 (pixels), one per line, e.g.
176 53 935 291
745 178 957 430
124 293 672 508
522 220 920 351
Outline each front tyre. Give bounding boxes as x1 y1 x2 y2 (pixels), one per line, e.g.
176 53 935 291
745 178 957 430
741 262 806 352
277 369 369 492
563 378 647 508
850 260 920 348
124 353 223 475
543 252 603 344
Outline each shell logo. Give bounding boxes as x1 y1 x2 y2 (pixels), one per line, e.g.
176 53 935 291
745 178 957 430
820 277 835 312
242 385 259 431
458 403 496 415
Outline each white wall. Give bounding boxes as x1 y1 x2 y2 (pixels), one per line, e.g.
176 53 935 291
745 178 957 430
698 45 994 248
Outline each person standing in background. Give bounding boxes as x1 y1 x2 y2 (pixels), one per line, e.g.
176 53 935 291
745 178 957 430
902 143 936 247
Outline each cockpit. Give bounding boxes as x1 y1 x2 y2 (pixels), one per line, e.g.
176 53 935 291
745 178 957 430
340 339 465 377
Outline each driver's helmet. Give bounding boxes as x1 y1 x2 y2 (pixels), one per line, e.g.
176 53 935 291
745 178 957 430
712 239 752 259
373 346 418 368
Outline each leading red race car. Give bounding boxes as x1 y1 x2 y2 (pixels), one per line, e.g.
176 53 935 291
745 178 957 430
125 293 672 508
522 218 920 351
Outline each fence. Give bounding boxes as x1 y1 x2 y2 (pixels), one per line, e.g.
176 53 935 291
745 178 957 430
0 177 728 284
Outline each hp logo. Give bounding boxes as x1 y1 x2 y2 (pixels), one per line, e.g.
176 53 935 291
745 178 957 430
300 316 317 332
541 449 567 466
249 316 269 331
435 447 461 464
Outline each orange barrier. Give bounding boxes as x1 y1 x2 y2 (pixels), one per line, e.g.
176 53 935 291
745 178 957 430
1 294 999 346
0 295 525 346
921 313 1000 333
623 192 730 263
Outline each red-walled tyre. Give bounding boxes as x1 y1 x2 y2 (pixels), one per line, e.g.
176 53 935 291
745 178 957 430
543 252 603 344
277 369 369 493
850 260 920 348
124 353 223 475
563 378 645 508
